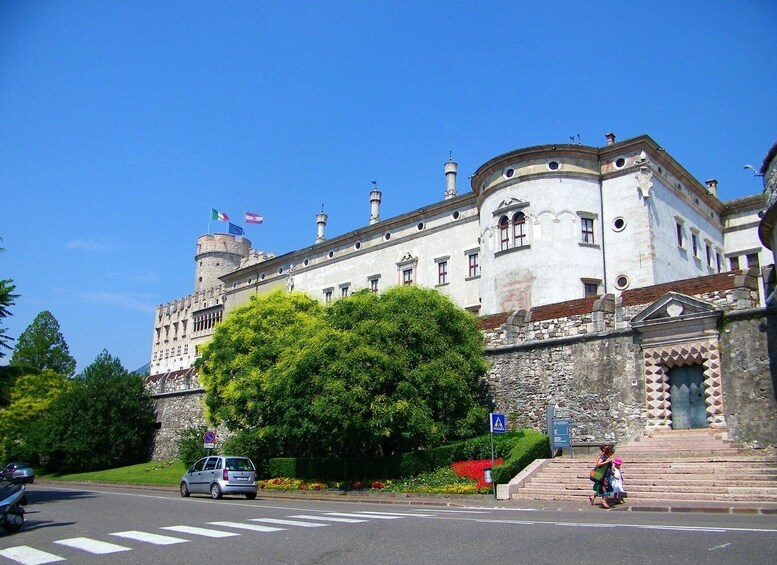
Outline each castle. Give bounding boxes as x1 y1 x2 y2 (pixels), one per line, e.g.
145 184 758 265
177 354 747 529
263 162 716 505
145 133 777 460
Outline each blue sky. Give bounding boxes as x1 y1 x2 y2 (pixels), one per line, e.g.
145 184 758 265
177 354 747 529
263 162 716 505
2 1 776 374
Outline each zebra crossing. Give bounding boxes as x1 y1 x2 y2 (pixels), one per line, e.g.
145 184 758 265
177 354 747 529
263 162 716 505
0 509 461 564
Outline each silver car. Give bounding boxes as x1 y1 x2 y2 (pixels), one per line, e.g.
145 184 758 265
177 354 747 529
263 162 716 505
180 456 257 499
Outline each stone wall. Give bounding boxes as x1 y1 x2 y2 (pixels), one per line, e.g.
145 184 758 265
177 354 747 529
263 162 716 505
720 308 777 447
149 390 206 460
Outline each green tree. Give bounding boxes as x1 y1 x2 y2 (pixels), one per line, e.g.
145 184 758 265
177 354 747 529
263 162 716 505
0 369 67 462
10 310 76 378
198 287 489 459
36 350 156 473
0 279 18 360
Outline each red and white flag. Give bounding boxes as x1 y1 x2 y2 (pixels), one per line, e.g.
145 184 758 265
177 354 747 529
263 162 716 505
211 208 229 221
245 212 263 224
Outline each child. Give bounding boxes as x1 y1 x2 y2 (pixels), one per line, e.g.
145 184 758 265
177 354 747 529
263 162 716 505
610 457 626 504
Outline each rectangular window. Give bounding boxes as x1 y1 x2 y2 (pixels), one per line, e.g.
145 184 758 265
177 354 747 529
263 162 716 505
513 215 527 247
747 253 760 270
324 290 333 304
716 252 722 272
676 222 684 247
584 282 598 297
581 218 594 244
370 278 379 293
402 268 413 285
468 253 480 278
341 286 349 297
691 233 699 257
730 256 740 271
500 223 510 251
438 261 448 285
705 244 712 266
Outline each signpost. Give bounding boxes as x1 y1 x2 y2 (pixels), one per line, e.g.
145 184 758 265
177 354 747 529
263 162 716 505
203 430 216 452
489 413 506 499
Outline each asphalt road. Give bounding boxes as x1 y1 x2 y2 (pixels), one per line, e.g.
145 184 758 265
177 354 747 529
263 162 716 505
0 484 775 565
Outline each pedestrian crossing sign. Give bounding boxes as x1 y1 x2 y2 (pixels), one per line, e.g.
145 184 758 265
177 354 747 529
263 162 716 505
490 413 506 434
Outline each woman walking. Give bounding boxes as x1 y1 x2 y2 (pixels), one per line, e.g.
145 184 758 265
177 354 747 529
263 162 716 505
589 444 615 509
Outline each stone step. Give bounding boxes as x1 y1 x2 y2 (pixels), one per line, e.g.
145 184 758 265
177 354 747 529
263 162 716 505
523 480 777 495
512 491 777 503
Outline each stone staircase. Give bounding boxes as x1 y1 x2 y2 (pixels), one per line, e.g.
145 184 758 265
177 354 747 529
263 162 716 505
509 429 777 503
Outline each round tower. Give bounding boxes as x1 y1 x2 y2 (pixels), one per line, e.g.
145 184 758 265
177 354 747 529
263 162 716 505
194 234 251 293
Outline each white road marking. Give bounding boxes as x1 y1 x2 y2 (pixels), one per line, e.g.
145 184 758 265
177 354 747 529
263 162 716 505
358 511 434 517
111 530 190 545
0 546 65 565
54 537 132 554
709 543 732 551
161 525 240 538
207 521 285 532
325 512 402 520
250 518 329 527
289 514 368 523
467 517 775 534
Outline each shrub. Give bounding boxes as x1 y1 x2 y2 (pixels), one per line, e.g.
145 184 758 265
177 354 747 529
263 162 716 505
176 426 212 468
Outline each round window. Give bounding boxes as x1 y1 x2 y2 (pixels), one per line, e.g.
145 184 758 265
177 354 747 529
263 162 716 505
614 157 626 169
547 161 560 171
354 241 361 250
417 222 425 231
328 251 334 258
247 278 252 284
452 210 460 220
260 273 265 280
278 267 284 274
303 258 309 266
384 232 391 241
505 168 515 178
615 275 630 290
612 217 626 232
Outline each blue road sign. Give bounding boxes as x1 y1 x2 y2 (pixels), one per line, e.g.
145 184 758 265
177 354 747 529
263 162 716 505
490 413 506 434
203 430 216 443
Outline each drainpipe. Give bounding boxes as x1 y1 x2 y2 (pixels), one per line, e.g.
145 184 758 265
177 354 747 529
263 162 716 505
599 178 608 294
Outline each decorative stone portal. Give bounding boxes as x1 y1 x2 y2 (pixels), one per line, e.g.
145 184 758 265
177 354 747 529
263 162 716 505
641 340 725 430
631 292 726 433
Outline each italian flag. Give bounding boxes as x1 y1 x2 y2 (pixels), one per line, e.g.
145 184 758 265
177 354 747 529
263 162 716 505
211 208 229 221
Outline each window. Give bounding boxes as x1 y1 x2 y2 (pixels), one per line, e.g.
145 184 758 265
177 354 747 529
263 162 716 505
340 285 349 298
747 253 760 270
324 289 333 304
402 268 413 285
584 282 599 297
499 216 510 251
513 212 527 247
467 253 480 278
716 252 722 272
581 218 595 244
691 233 699 258
370 278 379 292
730 256 740 271
705 244 712 266
438 261 448 285
676 222 684 247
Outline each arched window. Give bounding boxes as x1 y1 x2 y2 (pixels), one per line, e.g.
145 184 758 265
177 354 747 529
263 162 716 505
513 212 526 247
499 216 510 251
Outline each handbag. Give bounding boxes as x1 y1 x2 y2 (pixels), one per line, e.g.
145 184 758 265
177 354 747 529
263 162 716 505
590 466 606 482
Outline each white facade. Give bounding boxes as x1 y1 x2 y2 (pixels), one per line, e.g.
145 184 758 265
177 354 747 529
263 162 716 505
149 133 774 377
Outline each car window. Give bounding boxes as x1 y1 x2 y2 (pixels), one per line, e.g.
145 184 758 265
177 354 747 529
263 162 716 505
215 458 223 469
225 458 254 471
192 458 207 472
204 457 218 471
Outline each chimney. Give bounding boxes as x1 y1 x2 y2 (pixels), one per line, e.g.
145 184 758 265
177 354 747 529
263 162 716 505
316 211 328 243
705 179 718 198
605 132 616 146
369 187 382 224
444 159 458 199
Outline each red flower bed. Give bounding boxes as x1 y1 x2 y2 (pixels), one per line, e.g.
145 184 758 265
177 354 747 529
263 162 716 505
451 459 503 489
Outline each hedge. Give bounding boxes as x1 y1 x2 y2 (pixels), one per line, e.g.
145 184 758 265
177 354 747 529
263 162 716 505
268 430 548 482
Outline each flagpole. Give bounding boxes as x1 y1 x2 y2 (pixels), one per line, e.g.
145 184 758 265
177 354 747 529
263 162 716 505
208 210 212 235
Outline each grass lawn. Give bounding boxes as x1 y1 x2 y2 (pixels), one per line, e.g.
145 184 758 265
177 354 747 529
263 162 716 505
42 460 187 486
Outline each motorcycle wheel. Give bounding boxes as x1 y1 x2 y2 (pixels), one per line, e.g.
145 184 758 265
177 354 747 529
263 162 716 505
3 513 24 533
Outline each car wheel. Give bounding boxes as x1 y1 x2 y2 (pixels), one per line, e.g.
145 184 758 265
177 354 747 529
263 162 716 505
210 483 223 499
180 482 190 497
245 492 256 500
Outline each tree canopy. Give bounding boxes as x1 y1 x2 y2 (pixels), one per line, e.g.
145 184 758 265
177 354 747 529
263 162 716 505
10 310 76 378
198 287 489 459
0 278 18 360
0 369 67 462
35 350 156 472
